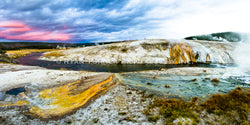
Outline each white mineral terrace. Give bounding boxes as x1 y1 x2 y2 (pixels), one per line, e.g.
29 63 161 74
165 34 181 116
40 39 237 64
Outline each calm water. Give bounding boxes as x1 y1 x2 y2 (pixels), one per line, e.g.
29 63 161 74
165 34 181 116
16 53 224 73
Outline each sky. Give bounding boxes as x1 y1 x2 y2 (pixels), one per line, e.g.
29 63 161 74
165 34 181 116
0 0 250 43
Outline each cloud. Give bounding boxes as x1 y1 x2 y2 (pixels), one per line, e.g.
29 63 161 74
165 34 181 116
0 0 250 42
0 21 71 41
0 21 26 28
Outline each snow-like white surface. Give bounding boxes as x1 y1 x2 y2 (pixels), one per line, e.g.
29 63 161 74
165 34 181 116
41 39 237 64
0 84 157 125
0 64 101 91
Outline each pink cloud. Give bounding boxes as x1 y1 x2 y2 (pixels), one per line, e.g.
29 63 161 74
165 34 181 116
2 27 31 33
0 21 71 41
0 21 26 28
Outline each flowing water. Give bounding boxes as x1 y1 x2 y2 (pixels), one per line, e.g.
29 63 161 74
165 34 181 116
14 52 250 101
16 53 223 73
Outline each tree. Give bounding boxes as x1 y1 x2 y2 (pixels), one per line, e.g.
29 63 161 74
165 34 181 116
0 48 6 54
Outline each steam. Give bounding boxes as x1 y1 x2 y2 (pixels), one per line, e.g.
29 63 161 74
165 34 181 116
234 33 250 72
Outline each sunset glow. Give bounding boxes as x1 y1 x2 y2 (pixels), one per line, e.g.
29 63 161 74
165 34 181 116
0 0 250 42
0 21 71 41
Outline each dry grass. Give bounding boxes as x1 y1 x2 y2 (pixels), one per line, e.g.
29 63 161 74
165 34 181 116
141 42 169 51
7 49 54 59
201 87 250 123
144 87 250 124
144 98 199 124
106 45 135 53
44 51 64 58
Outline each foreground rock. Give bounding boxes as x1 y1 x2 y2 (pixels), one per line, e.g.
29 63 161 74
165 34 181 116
0 64 104 91
0 84 155 124
0 54 13 63
41 39 237 64
0 64 249 124
0 64 116 120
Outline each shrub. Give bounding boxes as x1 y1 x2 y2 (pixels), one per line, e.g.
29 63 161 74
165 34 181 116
201 87 250 123
145 98 199 124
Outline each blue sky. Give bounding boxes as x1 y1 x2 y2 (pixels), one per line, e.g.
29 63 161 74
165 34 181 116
0 0 250 42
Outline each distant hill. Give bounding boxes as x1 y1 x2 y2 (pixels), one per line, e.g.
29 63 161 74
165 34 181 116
0 42 95 50
185 32 249 42
0 40 135 50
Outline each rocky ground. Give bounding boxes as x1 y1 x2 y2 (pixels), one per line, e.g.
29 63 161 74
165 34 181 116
0 64 104 91
0 61 249 124
0 64 155 125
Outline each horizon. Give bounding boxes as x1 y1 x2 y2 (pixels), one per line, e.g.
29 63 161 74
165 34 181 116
1 0 250 43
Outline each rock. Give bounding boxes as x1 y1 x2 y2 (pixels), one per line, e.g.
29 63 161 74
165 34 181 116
92 118 99 123
205 77 210 80
118 112 127 115
147 82 152 85
192 96 199 103
122 116 137 122
141 98 146 102
153 76 157 79
236 86 242 90
211 78 220 82
0 92 5 101
126 91 132 94
213 82 217 86
148 115 160 122
158 68 164 71
190 78 197 82
132 97 136 101
165 84 170 88
65 118 72 124
0 116 6 123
